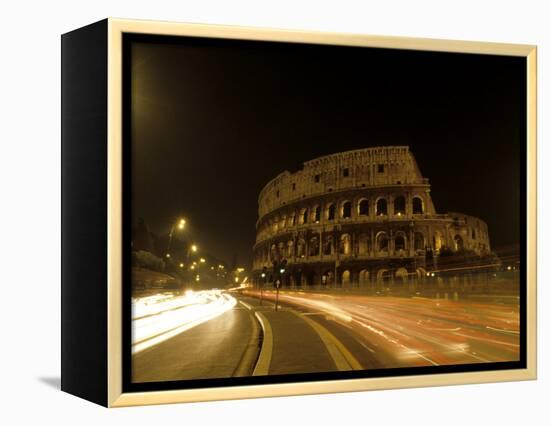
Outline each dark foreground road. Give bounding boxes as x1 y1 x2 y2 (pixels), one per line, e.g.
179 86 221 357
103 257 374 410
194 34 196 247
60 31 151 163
131 289 520 383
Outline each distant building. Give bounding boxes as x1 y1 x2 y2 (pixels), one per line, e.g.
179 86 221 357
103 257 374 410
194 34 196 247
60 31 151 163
252 146 491 287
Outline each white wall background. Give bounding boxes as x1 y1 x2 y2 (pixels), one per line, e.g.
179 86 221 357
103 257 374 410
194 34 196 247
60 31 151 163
0 0 547 424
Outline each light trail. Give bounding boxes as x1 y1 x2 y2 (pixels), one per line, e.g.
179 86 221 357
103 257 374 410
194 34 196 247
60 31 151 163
243 289 520 368
132 290 237 354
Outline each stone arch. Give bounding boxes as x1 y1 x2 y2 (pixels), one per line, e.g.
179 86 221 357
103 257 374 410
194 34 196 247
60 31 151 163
286 240 294 258
394 195 406 215
300 208 308 225
296 238 306 258
376 197 388 216
322 270 334 286
326 203 335 221
454 234 464 251
358 198 369 216
414 231 425 251
376 231 389 253
377 268 391 283
340 233 352 255
313 205 321 223
394 231 407 253
359 269 370 285
323 235 333 255
395 267 409 285
341 200 352 218
433 230 442 251
309 234 320 256
289 212 296 227
416 267 427 279
277 241 285 257
358 233 369 255
341 270 351 287
412 196 424 214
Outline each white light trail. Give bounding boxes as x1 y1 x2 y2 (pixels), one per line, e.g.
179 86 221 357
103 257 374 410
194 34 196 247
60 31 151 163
132 290 236 354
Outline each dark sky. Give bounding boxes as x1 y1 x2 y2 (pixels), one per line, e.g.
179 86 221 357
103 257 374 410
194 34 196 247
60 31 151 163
129 35 525 268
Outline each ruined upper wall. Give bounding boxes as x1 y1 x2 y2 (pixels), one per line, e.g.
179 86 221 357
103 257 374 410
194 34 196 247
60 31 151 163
258 146 427 218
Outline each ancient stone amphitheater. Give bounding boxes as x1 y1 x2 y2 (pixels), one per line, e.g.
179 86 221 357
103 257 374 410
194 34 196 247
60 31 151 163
253 146 491 287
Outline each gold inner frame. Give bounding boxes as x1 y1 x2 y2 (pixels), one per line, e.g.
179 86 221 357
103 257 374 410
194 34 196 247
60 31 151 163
106 18 537 407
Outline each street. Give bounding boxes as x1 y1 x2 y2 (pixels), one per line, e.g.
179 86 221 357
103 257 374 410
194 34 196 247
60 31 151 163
131 288 520 383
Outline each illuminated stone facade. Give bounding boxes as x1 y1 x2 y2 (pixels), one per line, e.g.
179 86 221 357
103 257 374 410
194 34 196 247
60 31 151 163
252 146 491 287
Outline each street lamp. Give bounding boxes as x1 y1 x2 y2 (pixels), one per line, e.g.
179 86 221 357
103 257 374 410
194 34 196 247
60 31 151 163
166 217 187 258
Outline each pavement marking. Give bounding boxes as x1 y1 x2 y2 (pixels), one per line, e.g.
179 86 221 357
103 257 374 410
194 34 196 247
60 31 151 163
239 300 254 310
233 305 262 377
253 311 273 376
292 309 363 371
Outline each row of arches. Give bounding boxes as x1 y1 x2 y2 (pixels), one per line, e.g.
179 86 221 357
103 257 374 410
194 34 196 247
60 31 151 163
259 267 425 287
259 231 429 264
258 195 427 239
254 230 467 269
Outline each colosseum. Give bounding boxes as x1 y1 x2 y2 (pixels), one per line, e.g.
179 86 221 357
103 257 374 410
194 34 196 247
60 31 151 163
252 146 492 288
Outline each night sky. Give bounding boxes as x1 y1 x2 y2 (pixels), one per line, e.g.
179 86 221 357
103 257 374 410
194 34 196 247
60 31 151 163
129 35 526 268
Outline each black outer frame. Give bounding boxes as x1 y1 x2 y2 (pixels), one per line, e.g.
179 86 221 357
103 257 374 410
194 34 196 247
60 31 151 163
120 33 527 395
61 19 109 406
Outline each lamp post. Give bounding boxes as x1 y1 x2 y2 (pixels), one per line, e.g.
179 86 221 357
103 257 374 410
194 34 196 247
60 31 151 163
166 218 186 259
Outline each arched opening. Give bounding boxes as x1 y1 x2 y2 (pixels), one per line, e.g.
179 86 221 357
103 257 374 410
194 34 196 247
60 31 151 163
341 270 351 287
414 232 425 251
395 233 406 252
358 199 369 216
322 271 334 286
433 231 442 251
313 205 321 223
296 239 306 258
300 208 308 225
342 201 352 218
359 269 370 285
278 242 285 258
454 234 464 251
377 268 391 283
309 235 320 256
472 228 476 239
327 204 335 221
270 244 278 262
376 232 389 253
280 215 286 229
394 196 406 216
294 270 303 287
395 267 409 285
376 198 388 216
290 213 296 227
412 197 424 214
340 233 351 255
323 236 333 255
358 233 369 255
287 240 294 258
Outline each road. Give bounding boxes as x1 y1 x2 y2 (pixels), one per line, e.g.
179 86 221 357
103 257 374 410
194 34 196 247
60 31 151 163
131 288 520 383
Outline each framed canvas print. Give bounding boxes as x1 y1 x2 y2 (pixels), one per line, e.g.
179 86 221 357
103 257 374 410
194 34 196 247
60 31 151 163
61 18 537 407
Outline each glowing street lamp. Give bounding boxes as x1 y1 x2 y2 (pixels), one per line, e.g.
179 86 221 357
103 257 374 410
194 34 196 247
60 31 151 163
200 258 206 263
167 217 187 258
179 263 184 268
191 244 198 253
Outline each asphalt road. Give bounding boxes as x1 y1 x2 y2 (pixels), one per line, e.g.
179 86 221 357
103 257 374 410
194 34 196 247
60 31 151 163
131 289 520 383
132 300 258 382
